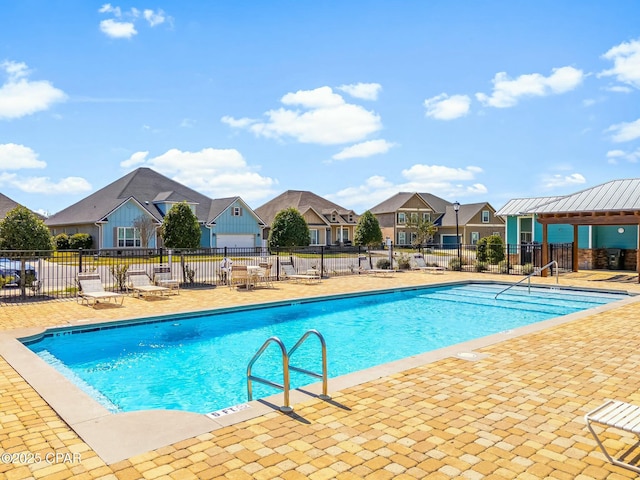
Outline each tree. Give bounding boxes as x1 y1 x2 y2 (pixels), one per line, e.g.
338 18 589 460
0 206 53 251
476 234 505 264
133 214 158 248
354 210 383 267
407 217 437 248
0 206 53 298
268 208 310 248
160 202 201 249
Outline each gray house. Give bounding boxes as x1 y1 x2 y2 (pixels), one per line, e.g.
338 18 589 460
45 168 265 249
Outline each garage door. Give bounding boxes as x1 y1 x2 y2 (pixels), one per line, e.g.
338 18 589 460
217 234 255 248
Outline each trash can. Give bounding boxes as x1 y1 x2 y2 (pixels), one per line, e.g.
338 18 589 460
606 248 623 270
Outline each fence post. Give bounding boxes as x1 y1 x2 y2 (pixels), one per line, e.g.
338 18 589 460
159 247 163 264
78 248 83 273
320 246 324 277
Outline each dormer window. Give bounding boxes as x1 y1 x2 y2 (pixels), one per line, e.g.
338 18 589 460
349 214 353 222
233 207 243 216
331 214 336 222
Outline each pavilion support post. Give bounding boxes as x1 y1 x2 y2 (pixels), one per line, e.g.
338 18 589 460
637 224 640 283
573 224 579 272
541 223 549 277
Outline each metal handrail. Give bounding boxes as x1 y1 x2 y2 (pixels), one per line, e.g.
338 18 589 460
494 260 558 300
246 336 292 412
288 329 331 401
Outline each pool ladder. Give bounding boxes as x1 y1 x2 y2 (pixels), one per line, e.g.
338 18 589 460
494 260 558 300
246 329 330 413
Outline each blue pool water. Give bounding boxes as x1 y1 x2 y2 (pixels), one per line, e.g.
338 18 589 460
24 283 627 414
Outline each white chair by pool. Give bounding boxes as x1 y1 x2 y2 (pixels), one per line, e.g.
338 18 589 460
411 253 445 274
358 256 395 277
126 270 170 298
152 264 180 294
280 261 321 284
77 272 124 308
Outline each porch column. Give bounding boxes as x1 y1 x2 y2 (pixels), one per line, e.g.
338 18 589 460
637 224 640 283
541 222 548 277
573 224 579 272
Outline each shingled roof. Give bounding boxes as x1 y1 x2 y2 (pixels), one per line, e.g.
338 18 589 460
0 193 28 219
45 168 218 226
255 190 357 226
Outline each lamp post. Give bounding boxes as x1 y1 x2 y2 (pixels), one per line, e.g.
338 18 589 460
453 201 460 266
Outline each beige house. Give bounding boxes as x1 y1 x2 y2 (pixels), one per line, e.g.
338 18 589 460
369 192 504 246
255 190 359 246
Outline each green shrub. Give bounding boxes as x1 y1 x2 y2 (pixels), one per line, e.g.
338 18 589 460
498 260 510 274
474 261 488 272
476 235 505 264
522 263 535 275
396 253 411 270
449 257 462 271
54 233 70 250
376 258 391 269
69 233 93 249
109 264 128 291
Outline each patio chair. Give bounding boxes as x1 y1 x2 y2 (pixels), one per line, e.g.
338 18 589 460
230 265 251 290
280 261 321 284
126 270 170 298
152 264 180 294
411 253 445 274
358 256 395 277
77 272 124 308
585 399 640 473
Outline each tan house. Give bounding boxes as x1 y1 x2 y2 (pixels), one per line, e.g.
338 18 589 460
369 192 504 246
255 190 359 246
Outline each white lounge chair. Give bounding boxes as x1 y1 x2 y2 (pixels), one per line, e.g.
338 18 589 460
126 270 170 298
585 400 640 473
411 253 445 274
77 272 124 308
153 264 180 294
280 261 321 284
358 256 395 277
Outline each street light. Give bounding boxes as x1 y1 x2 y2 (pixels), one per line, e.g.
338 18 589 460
453 201 460 266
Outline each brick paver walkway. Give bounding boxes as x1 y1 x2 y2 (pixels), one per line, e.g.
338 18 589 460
1 272 640 479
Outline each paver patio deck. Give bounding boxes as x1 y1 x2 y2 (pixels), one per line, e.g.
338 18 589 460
1 271 640 479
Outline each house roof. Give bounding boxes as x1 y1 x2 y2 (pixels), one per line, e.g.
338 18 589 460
418 193 451 214
255 190 357 226
440 202 500 227
530 178 640 214
45 168 218 226
207 197 265 226
0 193 31 219
495 196 564 216
369 192 431 214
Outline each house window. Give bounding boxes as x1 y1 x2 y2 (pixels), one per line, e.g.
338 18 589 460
482 210 490 223
397 212 406 224
232 207 243 216
117 227 141 248
398 231 406 244
423 213 431 222
348 214 353 222
471 232 480 245
310 229 320 245
410 232 417 244
331 214 336 222
410 212 418 223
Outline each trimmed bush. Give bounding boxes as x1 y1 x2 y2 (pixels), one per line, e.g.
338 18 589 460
474 260 488 272
449 257 462 271
376 258 391 269
69 233 93 250
498 260 510 274
54 233 70 250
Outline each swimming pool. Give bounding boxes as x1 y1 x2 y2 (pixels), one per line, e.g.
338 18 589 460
24 282 628 415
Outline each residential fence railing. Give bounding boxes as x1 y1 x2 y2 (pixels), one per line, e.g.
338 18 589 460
0 242 574 303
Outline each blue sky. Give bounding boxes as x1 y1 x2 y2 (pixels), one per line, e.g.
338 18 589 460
1 1 639 216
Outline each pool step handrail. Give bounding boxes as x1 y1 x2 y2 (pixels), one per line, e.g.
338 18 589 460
494 260 558 300
246 336 292 412
246 330 330 412
288 329 330 401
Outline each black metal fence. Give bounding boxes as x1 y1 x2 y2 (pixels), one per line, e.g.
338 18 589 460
0 243 574 303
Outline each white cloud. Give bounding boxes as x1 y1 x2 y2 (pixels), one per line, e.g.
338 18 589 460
100 19 137 38
120 148 278 203
606 148 639 164
424 93 471 120
14 176 93 194
337 83 382 100
0 144 47 169
99 5 171 38
224 86 382 145
0 61 67 119
332 139 396 161
143 9 167 26
542 173 586 188
476 66 584 108
607 118 640 143
327 164 487 211
604 85 633 93
599 38 640 89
